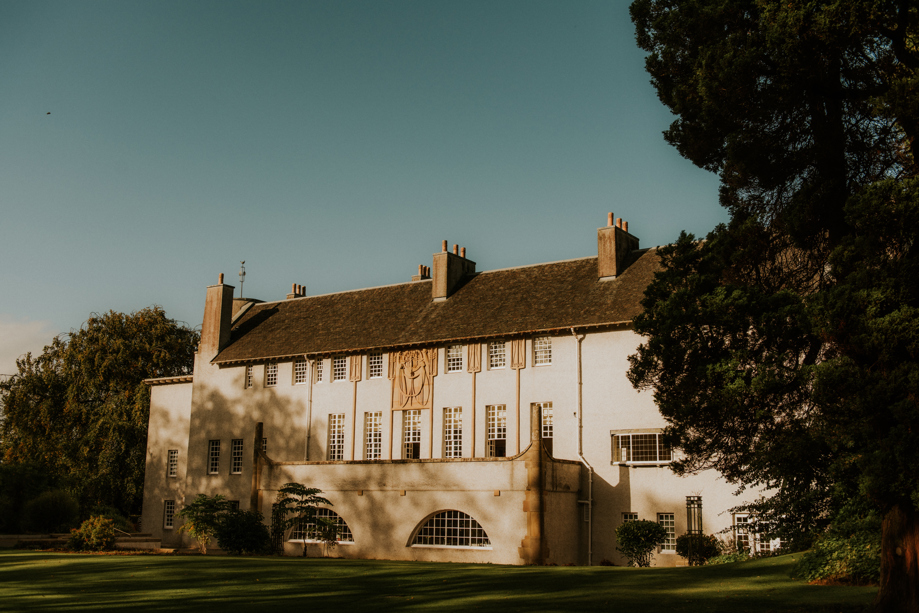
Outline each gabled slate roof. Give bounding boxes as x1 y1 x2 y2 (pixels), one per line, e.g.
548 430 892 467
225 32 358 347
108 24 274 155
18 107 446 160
212 249 660 364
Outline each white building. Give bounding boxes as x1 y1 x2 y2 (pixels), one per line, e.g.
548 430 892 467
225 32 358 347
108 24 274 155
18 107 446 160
142 215 752 565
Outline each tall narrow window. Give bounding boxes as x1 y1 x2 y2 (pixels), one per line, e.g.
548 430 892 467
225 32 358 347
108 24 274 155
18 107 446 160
533 336 552 365
364 412 382 460
536 402 553 456
734 514 751 553
486 405 506 458
403 410 422 459
444 407 463 458
231 439 243 474
164 500 175 529
368 353 383 378
488 342 506 369
315 359 324 383
294 357 308 384
208 440 220 474
446 345 463 372
658 513 676 551
328 414 345 460
265 362 278 387
167 449 178 478
333 356 347 381
261 438 268 453
245 365 253 389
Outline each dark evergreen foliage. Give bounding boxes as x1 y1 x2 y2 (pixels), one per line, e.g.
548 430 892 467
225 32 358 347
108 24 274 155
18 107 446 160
628 2 917 609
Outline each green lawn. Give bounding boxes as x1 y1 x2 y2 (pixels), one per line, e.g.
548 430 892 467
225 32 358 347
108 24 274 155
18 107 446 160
0 550 876 613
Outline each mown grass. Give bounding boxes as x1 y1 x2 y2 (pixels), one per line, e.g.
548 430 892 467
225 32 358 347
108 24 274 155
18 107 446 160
0 550 876 612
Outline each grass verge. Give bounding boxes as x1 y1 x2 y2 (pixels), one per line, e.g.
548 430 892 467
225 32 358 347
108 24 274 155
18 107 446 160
0 550 876 612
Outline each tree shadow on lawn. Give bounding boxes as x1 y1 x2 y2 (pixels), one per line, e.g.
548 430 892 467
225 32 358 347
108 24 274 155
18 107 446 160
0 551 876 613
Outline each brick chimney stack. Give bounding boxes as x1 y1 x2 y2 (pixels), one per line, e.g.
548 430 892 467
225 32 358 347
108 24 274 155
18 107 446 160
432 240 476 301
598 213 639 279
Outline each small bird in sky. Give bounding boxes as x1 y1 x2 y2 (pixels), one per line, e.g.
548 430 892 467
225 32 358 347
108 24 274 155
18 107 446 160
46 112 50 115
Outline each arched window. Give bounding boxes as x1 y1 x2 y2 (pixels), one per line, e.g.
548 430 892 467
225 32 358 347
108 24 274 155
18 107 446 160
288 508 354 543
412 510 491 548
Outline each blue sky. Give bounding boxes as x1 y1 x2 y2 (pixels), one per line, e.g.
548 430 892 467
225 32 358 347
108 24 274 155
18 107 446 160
0 0 726 374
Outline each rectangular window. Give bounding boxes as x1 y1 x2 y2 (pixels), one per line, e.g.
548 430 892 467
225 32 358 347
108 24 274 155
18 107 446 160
488 341 506 369
734 514 751 553
245 365 253 389
364 412 382 460
167 449 178 478
533 336 552 366
231 439 243 474
265 362 278 387
261 438 267 453
333 356 347 381
403 410 422 459
328 414 345 460
623 512 638 522
613 432 672 464
368 353 384 378
486 405 507 458
658 513 676 551
446 345 463 372
164 500 175 529
315 359 324 383
294 357 308 384
207 440 220 474
537 402 553 456
444 407 463 458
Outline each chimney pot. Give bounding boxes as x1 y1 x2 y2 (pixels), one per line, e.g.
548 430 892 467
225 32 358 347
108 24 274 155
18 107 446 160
442 240 448 252
219 273 224 284
292 283 296 293
453 244 458 255
616 218 622 229
460 247 466 258
607 212 613 227
624 221 629 232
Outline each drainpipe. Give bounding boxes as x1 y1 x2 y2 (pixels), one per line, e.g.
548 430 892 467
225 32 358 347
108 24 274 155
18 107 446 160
571 327 593 566
305 357 314 460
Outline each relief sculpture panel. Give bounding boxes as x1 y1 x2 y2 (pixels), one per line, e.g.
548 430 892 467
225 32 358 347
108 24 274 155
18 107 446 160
390 348 438 410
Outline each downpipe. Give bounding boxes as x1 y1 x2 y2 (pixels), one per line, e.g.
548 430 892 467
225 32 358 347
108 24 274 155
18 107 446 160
571 327 593 566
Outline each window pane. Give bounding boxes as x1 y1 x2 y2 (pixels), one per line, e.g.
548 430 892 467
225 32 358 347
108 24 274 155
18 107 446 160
534 337 552 365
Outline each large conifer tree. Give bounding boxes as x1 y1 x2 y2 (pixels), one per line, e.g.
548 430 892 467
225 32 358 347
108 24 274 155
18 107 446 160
628 2 917 610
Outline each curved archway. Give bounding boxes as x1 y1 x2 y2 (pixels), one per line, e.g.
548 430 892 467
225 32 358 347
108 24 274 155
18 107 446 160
287 508 354 543
410 510 491 548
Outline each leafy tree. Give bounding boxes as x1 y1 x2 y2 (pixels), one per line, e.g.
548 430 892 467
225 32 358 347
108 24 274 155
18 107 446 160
629 1 918 610
0 307 198 517
177 494 231 554
272 483 332 557
615 519 668 567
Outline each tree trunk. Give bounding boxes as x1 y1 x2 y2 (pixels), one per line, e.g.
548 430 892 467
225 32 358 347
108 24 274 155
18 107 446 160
874 504 919 613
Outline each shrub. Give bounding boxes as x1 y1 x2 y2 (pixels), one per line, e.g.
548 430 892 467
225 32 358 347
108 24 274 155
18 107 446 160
676 533 721 566
615 520 668 567
68 516 116 551
177 494 231 554
706 551 752 565
20 489 80 533
216 510 271 555
792 530 880 585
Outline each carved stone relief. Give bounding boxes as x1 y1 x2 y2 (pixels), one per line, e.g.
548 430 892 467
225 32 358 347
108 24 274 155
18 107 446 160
390 348 438 410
